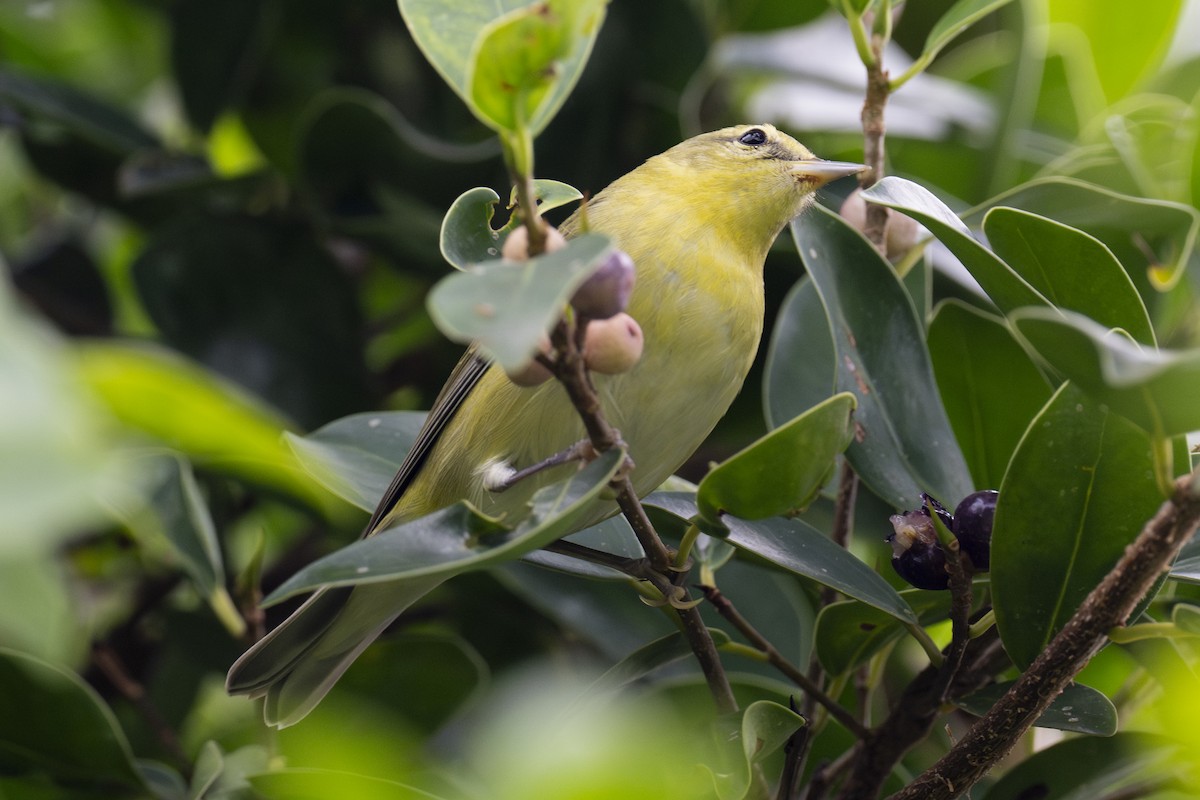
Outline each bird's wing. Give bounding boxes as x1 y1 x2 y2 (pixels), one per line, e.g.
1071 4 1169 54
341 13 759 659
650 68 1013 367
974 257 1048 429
362 346 492 535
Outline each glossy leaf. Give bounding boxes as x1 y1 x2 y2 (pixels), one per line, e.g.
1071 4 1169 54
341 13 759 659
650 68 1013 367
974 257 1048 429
645 493 917 623
286 411 427 512
427 232 611 371
983 207 1154 344
959 681 1117 735
815 588 952 675
982 732 1171 800
697 392 856 523
440 180 583 270
862 177 1048 313
792 202 972 509
763 276 836 429
991 383 1161 669
0 648 147 793
927 300 1052 489
263 448 624 603
467 0 606 136
1012 307 1200 438
963 177 1200 292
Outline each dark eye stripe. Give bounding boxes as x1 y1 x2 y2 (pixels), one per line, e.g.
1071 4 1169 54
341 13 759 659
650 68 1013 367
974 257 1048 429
738 128 767 146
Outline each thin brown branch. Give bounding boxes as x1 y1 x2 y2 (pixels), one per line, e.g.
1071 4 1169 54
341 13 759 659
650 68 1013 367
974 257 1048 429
888 473 1200 800
821 461 859 608
860 34 890 248
702 585 868 738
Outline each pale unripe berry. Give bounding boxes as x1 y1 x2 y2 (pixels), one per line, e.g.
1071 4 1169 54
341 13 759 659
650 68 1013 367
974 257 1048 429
571 249 635 320
501 223 566 262
583 313 643 374
839 189 921 261
504 333 554 387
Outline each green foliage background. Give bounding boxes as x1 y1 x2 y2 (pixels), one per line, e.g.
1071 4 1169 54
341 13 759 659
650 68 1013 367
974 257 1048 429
3 0 1200 797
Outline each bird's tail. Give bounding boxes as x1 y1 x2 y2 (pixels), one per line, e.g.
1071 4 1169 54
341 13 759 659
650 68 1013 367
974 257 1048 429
226 576 444 728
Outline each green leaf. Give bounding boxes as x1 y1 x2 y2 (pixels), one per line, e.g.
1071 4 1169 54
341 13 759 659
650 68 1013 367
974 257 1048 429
763 276 836 429
466 0 606 136
927 300 1053 489
982 732 1173 800
792 202 973 509
1011 307 1200 438
286 411 427 513
1171 604 1200 635
963 177 1200 292
645 493 917 624
912 0 1015 75
862 177 1049 313
249 770 451 799
398 0 605 137
263 448 624 604
815 588 953 675
189 741 270 800
983 207 1155 345
697 393 856 523
77 342 331 512
991 383 1162 669
589 628 733 695
0 648 147 793
710 701 806 800
440 180 583 270
427 232 611 372
960 681 1117 735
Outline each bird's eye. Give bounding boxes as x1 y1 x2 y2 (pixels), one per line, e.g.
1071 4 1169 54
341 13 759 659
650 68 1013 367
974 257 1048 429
738 128 768 146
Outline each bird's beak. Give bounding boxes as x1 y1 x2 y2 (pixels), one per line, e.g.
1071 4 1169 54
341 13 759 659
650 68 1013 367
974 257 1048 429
791 160 866 187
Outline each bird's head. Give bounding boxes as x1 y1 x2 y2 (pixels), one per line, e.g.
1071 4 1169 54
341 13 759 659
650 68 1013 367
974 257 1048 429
654 123 863 249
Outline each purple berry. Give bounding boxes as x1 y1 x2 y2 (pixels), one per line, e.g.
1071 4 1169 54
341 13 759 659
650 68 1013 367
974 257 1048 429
953 490 997 571
571 249 635 320
887 506 948 590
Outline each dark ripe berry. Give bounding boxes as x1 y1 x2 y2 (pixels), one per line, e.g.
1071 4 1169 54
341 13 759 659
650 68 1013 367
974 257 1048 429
953 490 998 571
571 249 635 320
887 507 948 590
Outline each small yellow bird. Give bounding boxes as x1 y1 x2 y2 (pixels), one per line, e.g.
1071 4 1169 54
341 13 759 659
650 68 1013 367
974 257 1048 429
227 123 862 726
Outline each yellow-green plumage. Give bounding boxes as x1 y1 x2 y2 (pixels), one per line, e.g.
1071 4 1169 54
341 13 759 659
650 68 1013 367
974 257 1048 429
227 124 861 727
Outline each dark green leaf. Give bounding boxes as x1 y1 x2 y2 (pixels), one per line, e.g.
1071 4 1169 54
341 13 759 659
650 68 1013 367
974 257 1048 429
982 732 1173 800
984 207 1155 344
645 493 916 623
427 233 611 371
1012 307 1200 438
959 682 1117 735
0 648 147 793
792 202 972 509
815 588 953 675
763 276 836 429
964 177 1200 293
263 448 624 603
697 392 855 523
916 0 1015 74
991 383 1162 669
862 177 1048 313
286 411 427 512
927 300 1052 489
